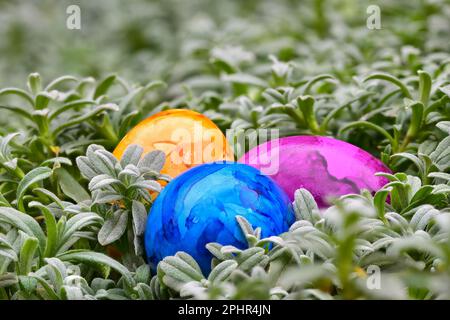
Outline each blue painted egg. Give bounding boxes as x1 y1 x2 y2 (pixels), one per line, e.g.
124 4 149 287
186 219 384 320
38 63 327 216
144 162 295 274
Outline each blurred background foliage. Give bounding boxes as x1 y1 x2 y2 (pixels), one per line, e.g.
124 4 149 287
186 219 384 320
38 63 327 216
0 0 448 87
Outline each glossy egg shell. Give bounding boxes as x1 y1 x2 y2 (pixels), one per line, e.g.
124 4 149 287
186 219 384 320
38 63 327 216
240 135 391 208
144 162 295 274
113 109 234 178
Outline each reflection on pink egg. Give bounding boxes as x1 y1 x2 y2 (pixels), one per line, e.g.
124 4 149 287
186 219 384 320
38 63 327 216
239 136 391 208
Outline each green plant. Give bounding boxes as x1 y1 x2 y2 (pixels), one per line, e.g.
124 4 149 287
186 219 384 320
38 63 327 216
0 0 449 300
76 144 169 269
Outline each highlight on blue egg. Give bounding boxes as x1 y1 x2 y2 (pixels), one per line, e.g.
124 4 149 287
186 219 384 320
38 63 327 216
144 162 295 275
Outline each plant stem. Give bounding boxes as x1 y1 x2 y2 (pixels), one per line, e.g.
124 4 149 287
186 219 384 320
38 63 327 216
0 287 9 300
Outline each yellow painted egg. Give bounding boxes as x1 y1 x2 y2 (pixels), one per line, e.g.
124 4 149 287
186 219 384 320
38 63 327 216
113 109 234 178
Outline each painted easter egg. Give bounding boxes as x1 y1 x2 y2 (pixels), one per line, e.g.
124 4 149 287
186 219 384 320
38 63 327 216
113 109 234 178
240 136 390 208
144 162 295 274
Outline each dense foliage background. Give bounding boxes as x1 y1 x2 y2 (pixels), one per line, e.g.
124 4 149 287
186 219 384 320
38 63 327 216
0 0 449 299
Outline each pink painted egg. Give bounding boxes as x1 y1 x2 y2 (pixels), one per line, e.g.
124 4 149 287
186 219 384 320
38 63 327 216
239 136 391 208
